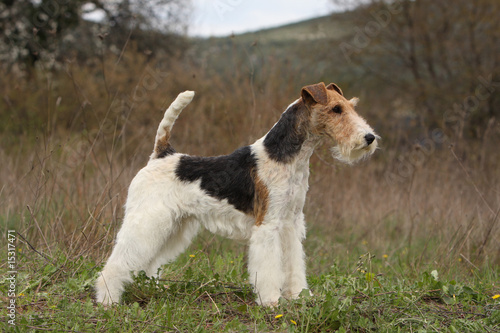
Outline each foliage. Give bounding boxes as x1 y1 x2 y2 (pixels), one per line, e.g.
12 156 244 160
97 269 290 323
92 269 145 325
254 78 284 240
340 0 500 139
1 243 499 332
0 0 190 70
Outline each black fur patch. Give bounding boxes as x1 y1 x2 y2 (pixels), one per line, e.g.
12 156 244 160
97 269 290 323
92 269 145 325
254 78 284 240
156 145 176 158
175 146 257 214
263 102 308 163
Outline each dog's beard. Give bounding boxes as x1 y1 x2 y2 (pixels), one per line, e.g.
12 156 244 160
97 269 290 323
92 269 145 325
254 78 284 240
330 137 379 165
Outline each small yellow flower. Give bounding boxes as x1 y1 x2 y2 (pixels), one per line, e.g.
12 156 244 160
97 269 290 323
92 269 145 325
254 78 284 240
290 319 297 325
18 293 24 297
492 294 500 300
383 254 388 259
230 261 234 264
362 240 368 245
275 314 283 319
189 254 195 258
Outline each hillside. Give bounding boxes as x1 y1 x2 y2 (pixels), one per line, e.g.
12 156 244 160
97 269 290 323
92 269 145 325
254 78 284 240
193 11 356 45
187 10 387 130
189 11 359 76
229 13 354 43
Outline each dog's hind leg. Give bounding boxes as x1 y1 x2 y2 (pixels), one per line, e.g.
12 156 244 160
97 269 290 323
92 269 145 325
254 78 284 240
145 218 200 277
95 252 134 306
95 212 179 305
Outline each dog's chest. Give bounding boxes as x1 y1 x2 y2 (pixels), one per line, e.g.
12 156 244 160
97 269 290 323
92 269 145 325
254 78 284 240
287 163 309 214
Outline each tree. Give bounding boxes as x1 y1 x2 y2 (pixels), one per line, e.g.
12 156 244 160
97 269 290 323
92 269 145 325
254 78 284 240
336 0 499 139
0 0 191 71
0 0 84 68
87 0 191 56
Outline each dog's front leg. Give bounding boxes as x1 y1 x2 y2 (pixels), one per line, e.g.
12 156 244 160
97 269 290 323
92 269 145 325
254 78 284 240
282 212 310 299
248 222 284 307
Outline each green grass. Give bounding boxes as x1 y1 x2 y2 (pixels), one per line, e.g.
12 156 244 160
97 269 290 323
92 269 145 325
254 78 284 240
2 231 499 332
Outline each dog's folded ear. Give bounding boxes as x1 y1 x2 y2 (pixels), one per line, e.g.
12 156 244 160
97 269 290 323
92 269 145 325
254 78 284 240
326 83 344 96
301 82 328 106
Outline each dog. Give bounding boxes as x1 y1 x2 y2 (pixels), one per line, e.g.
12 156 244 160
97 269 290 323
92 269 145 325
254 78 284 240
95 82 378 306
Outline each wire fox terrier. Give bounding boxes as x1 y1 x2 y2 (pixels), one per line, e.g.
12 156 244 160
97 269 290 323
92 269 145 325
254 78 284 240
95 82 378 306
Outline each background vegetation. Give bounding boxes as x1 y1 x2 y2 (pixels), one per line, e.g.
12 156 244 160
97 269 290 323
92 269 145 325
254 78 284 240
1 0 499 331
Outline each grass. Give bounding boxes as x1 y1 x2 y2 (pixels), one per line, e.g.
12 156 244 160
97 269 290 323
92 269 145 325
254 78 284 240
1 232 499 332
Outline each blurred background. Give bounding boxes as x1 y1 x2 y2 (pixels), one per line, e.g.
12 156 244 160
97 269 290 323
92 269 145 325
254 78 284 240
1 0 499 271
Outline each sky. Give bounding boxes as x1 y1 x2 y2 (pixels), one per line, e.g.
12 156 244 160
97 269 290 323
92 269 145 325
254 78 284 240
190 0 338 37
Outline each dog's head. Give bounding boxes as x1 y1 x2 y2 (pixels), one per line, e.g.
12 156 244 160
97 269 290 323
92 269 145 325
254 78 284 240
301 82 379 164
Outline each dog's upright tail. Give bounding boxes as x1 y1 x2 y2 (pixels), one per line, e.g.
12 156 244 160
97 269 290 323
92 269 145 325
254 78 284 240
150 91 195 160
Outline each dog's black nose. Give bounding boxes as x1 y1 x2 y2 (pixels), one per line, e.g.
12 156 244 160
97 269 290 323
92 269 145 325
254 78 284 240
364 133 375 145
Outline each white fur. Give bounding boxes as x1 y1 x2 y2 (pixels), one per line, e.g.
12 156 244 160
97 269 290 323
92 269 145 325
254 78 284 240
245 138 315 305
95 141 312 306
95 89 377 307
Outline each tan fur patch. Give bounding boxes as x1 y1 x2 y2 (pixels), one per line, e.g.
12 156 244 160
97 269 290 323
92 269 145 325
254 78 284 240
301 83 328 106
252 169 269 226
310 90 360 146
154 132 173 158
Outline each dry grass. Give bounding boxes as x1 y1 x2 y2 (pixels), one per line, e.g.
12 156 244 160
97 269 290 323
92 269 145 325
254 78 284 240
1 47 499 274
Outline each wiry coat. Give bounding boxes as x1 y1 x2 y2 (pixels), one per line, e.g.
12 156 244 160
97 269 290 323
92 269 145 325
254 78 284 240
95 82 378 306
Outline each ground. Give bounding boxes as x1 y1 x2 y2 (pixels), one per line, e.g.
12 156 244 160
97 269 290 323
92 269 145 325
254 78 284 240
2 231 499 332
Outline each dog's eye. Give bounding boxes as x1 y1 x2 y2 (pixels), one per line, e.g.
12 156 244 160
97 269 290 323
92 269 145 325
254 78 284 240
330 105 342 114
